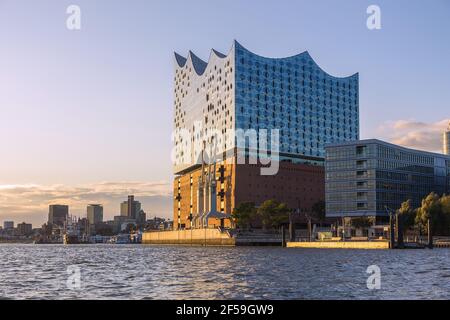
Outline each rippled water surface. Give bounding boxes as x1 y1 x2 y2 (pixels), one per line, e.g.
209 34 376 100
1 244 449 299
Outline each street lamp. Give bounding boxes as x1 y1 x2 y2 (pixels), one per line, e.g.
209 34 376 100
289 209 296 242
304 210 312 242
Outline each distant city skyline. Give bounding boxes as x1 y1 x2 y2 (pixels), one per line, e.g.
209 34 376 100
0 183 171 225
0 0 449 225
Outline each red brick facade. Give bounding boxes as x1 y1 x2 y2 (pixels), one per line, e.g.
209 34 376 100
173 160 325 230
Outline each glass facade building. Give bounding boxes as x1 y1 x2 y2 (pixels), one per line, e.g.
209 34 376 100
172 41 359 228
325 139 450 218
234 43 359 160
173 41 359 173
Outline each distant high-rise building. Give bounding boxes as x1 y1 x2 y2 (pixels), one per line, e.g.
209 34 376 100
78 217 90 236
120 202 128 217
48 205 68 227
17 222 32 235
3 221 14 230
137 209 146 224
444 122 450 156
127 195 135 218
87 204 103 225
120 196 141 219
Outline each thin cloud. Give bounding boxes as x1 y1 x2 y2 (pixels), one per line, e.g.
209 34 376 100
378 118 449 153
0 181 172 226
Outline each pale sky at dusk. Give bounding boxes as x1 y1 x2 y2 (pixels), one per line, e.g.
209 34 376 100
0 0 449 226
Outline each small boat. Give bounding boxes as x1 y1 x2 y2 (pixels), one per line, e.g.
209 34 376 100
402 242 426 249
108 234 131 244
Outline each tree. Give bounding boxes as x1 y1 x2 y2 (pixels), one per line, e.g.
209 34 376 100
311 200 326 225
232 202 257 230
398 199 416 234
441 194 450 215
351 216 373 229
415 192 441 235
257 200 290 230
438 194 450 235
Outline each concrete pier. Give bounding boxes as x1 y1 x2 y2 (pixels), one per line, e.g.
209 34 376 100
142 228 235 246
286 241 390 249
142 228 285 246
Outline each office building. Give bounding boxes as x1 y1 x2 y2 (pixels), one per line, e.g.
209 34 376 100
3 221 14 230
87 204 103 225
17 222 32 236
48 205 69 227
172 41 359 229
325 139 450 220
120 195 141 220
120 195 142 219
112 215 136 233
120 202 128 217
137 209 146 224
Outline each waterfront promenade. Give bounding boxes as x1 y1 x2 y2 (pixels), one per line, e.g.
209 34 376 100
143 228 393 248
142 228 450 249
142 228 235 246
286 241 389 250
142 228 282 246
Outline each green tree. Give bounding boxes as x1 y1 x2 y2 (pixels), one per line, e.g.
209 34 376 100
311 200 326 225
232 202 257 230
398 199 416 233
351 216 373 229
415 192 441 235
439 194 450 235
441 194 450 215
257 200 290 230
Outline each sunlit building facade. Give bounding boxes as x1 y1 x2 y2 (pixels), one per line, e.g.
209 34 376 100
87 204 103 225
120 195 141 220
444 122 450 156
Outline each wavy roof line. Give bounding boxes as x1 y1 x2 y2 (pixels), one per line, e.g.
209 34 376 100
174 43 234 76
174 40 357 79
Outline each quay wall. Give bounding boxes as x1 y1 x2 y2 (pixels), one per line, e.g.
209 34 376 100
286 241 390 250
142 228 235 246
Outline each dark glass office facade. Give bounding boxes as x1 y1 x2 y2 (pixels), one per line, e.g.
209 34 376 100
234 41 359 160
325 139 450 218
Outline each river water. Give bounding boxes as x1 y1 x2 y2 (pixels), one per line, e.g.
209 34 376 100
0 244 449 300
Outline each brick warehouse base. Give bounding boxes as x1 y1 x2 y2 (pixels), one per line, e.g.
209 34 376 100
173 160 325 229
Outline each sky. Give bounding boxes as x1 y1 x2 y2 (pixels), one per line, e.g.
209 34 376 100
0 0 449 226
